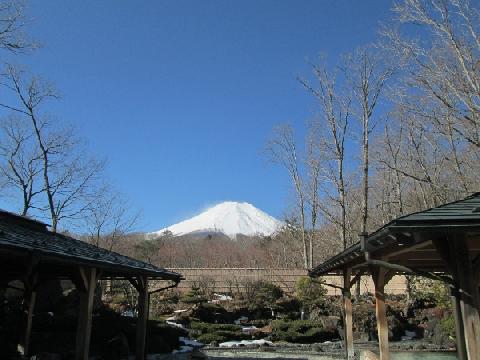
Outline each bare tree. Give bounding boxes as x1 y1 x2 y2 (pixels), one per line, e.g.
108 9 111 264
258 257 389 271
372 120 405 225
387 0 480 148
265 124 308 268
0 0 35 54
367 0 480 216
0 0 40 212
0 65 104 231
373 106 477 214
344 48 395 235
84 187 141 251
305 124 320 267
300 61 351 250
0 114 42 214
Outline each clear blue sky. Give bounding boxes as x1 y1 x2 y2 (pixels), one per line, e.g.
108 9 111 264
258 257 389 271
14 1 394 231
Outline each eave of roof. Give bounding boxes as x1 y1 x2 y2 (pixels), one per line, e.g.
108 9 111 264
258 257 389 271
0 211 181 281
309 192 480 277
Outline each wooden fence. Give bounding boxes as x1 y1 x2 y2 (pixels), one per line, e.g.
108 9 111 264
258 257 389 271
167 268 407 295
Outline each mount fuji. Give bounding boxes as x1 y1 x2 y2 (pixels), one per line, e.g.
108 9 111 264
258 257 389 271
152 202 282 239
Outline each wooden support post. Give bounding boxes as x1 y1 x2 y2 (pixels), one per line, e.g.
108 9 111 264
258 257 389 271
75 268 97 360
450 287 467 360
20 256 39 358
21 281 37 357
451 234 480 360
371 267 389 360
472 255 480 314
136 276 149 360
343 268 354 359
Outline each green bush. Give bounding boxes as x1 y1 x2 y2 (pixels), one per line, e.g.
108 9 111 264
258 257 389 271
295 277 327 312
272 319 321 332
182 287 207 305
190 322 241 332
212 330 250 340
191 303 232 323
270 319 336 343
196 333 228 344
440 314 456 339
409 277 450 309
247 281 284 312
190 321 249 344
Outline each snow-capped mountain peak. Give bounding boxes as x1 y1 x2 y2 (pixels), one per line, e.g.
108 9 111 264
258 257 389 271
153 201 282 238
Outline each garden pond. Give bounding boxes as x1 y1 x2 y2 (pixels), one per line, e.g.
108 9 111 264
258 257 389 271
205 350 457 360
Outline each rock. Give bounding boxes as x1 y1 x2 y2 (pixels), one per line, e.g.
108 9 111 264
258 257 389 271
333 341 342 349
413 343 427 350
234 316 248 324
360 350 379 360
405 330 417 338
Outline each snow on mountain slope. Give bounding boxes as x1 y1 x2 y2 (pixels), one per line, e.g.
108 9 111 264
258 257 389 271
153 202 282 238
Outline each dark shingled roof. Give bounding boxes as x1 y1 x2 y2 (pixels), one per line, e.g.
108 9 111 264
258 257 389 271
0 209 181 281
375 192 480 229
310 192 480 277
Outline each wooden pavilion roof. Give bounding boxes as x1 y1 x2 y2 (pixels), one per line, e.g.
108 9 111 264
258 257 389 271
310 192 480 277
0 209 181 281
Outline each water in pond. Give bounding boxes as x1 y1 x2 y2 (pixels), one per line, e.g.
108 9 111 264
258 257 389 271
392 353 456 360
206 351 457 360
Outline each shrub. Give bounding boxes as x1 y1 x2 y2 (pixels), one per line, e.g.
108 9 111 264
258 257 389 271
272 319 320 332
190 322 241 332
295 277 327 312
352 302 376 334
409 277 450 309
247 281 283 313
190 321 250 344
182 287 207 305
191 276 217 299
270 319 337 343
196 333 228 344
440 314 456 340
275 297 301 316
150 292 178 318
191 303 232 323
